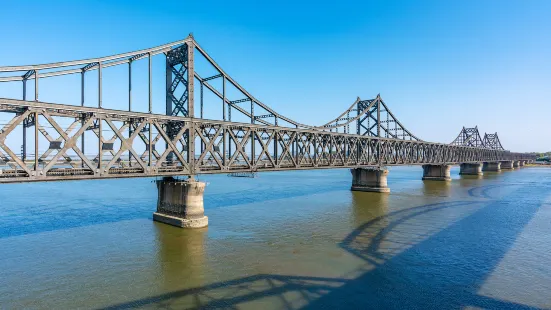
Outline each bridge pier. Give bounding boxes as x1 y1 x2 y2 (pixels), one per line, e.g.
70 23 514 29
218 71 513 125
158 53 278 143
500 160 514 170
350 167 390 193
513 160 520 168
153 177 208 228
459 163 483 175
483 162 501 172
422 164 451 181
519 160 525 167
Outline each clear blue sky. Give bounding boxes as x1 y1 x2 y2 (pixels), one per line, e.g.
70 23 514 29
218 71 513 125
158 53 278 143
1 0 549 152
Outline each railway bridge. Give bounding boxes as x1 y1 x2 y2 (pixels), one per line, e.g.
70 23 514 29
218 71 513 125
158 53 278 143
0 35 535 228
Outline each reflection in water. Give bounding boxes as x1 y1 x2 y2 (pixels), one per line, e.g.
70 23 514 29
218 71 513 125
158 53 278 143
154 224 207 293
350 191 389 228
421 179 452 197
458 174 484 191
482 171 503 179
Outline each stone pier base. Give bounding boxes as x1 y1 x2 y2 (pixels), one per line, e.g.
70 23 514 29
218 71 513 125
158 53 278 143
519 160 525 167
483 162 501 172
153 177 208 228
351 167 390 193
459 163 483 175
422 164 451 181
501 160 514 170
513 161 520 168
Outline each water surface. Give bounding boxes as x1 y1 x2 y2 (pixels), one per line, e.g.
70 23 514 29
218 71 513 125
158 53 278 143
1 166 550 309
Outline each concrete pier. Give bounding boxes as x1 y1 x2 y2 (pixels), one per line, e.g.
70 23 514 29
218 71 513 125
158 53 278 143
422 164 451 181
513 161 520 168
483 162 501 172
519 160 525 167
459 163 483 175
153 177 208 228
501 160 514 170
351 167 390 193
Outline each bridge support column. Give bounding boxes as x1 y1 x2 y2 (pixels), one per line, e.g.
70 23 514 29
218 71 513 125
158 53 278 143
519 160 525 167
483 162 501 172
459 163 482 175
513 160 520 168
153 177 208 228
350 167 390 193
422 164 451 181
501 160 514 170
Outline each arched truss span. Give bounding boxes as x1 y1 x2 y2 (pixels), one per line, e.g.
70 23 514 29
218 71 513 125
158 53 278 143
450 126 505 150
0 35 422 139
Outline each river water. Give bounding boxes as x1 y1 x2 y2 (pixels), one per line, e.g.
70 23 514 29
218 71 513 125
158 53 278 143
1 166 550 309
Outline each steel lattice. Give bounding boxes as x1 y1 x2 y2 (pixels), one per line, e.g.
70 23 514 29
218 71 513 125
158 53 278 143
0 35 534 183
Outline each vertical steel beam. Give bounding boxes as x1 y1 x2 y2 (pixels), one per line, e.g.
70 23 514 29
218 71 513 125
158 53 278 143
165 53 171 115
200 81 204 119
186 41 196 173
222 75 226 166
98 63 102 108
128 60 133 166
98 117 102 171
274 127 278 167
228 104 232 158
222 75 226 121
186 42 195 118
34 70 38 101
22 79 27 162
294 125 298 165
148 121 152 168
148 52 152 114
251 99 254 124
377 97 381 138
128 60 132 111
34 111 38 172
22 118 26 162
200 81 204 155
377 97 381 166
251 99 255 166
251 129 255 167
222 125 227 167
81 71 86 168
81 71 85 106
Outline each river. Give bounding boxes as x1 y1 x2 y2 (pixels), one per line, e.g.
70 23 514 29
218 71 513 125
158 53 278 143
1 166 550 309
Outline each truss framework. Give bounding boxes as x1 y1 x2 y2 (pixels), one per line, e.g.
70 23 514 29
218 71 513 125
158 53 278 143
450 127 505 150
0 99 533 183
451 126 485 148
483 133 505 150
0 35 532 185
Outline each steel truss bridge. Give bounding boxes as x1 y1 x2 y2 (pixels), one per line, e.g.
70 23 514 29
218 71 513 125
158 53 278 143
0 35 534 183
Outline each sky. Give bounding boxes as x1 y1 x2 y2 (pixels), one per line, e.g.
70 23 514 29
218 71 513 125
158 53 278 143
0 0 550 152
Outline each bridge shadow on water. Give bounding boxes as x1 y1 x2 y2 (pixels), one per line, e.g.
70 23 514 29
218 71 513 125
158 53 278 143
100 181 546 309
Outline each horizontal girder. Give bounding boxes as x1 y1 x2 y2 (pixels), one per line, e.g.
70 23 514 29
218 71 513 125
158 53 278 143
0 99 534 183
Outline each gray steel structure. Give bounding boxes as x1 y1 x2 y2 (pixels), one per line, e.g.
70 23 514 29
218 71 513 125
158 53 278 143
450 126 505 151
0 35 534 183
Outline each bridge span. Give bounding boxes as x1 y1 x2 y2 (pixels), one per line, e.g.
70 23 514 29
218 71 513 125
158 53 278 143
0 35 535 228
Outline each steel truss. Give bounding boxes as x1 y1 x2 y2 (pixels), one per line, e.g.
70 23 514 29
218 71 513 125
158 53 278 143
0 35 534 184
0 99 533 183
451 127 506 150
451 126 485 148
482 133 505 150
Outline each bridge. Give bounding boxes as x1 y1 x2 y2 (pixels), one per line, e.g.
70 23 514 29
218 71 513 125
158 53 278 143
0 34 535 228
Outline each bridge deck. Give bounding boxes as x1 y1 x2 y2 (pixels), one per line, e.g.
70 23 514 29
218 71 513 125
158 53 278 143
0 99 532 183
